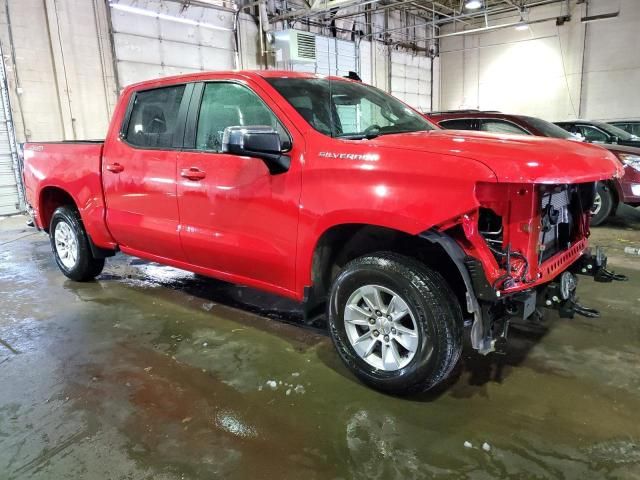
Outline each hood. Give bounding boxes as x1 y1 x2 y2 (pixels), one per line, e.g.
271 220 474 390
367 130 623 183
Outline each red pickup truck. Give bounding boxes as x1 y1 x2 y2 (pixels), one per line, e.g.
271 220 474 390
23 71 626 394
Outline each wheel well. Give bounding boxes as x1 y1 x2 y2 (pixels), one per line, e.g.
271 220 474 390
39 187 76 232
308 224 467 313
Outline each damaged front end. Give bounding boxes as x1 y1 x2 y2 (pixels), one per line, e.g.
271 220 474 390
445 181 627 355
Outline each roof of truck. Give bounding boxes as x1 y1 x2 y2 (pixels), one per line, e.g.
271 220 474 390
124 70 353 91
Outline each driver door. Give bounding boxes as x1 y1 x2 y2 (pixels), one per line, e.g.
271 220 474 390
176 81 302 293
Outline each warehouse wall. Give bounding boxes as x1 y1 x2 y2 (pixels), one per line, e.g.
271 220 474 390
438 0 640 122
0 0 117 142
579 0 640 121
0 0 434 143
0 0 258 143
110 0 258 85
268 1 436 107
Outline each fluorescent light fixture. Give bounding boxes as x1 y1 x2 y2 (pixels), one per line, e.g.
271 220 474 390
465 0 482 9
108 2 232 32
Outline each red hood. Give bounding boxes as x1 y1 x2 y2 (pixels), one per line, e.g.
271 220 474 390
367 130 623 183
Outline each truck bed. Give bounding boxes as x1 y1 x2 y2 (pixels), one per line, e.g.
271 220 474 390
23 140 115 248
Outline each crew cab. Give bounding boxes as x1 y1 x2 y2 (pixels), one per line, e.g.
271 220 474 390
427 111 640 225
23 71 626 395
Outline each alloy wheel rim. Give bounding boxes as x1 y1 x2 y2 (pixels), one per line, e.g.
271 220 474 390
54 221 78 269
344 284 419 371
591 192 602 216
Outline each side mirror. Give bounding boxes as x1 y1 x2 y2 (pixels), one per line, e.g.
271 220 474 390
222 126 290 174
610 135 619 144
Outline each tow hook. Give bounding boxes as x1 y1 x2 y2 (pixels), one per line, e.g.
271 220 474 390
571 246 628 282
539 271 600 319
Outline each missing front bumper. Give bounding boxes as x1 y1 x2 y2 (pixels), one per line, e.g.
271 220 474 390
468 247 627 355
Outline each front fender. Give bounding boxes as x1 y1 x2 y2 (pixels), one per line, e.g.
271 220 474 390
294 146 497 297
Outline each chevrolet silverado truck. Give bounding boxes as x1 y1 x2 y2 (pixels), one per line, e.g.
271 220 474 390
23 71 626 395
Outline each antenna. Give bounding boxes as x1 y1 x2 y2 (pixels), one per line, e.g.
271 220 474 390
328 36 335 137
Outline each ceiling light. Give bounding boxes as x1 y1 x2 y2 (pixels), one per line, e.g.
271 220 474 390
465 0 482 9
515 14 529 30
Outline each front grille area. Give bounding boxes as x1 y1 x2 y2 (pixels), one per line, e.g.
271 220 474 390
539 186 574 261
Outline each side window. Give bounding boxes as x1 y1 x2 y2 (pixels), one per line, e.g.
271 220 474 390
196 83 289 152
579 126 608 143
438 119 478 131
125 85 186 149
611 123 628 133
480 120 529 135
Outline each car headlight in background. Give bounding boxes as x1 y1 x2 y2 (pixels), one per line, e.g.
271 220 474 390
617 153 640 172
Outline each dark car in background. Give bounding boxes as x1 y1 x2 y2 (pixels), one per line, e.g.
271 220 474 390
609 120 640 137
554 120 640 147
427 111 640 225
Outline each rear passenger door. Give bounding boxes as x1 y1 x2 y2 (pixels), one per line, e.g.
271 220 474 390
102 83 192 261
176 81 302 293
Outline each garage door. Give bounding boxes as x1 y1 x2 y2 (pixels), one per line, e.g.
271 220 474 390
109 0 236 87
390 51 432 112
315 37 357 77
0 56 21 216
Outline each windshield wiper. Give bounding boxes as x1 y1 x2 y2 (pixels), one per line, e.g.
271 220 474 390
335 129 422 140
335 132 380 140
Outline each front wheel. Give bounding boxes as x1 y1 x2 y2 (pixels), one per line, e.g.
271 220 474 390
590 183 613 226
327 252 463 395
50 206 105 281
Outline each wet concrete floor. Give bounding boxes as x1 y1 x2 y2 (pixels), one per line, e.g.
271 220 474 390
1 207 640 479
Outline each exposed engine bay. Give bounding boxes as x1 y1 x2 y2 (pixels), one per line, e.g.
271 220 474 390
457 182 627 355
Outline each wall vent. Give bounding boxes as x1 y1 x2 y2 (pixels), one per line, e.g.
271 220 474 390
272 29 317 64
294 31 316 61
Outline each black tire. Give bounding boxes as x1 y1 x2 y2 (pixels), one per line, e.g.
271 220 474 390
327 252 463 395
49 206 105 281
590 183 613 226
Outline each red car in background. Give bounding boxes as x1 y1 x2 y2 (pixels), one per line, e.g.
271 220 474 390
426 111 640 226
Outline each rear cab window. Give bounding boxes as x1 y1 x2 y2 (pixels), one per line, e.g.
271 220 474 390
124 85 187 149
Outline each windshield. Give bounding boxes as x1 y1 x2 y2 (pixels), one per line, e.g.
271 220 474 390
265 77 434 139
518 115 580 140
591 121 639 141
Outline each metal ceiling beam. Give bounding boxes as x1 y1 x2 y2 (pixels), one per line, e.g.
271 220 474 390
391 12 565 45
270 0 379 21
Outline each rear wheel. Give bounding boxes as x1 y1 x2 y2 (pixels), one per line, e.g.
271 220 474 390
50 206 104 281
327 252 463 395
590 183 613 226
